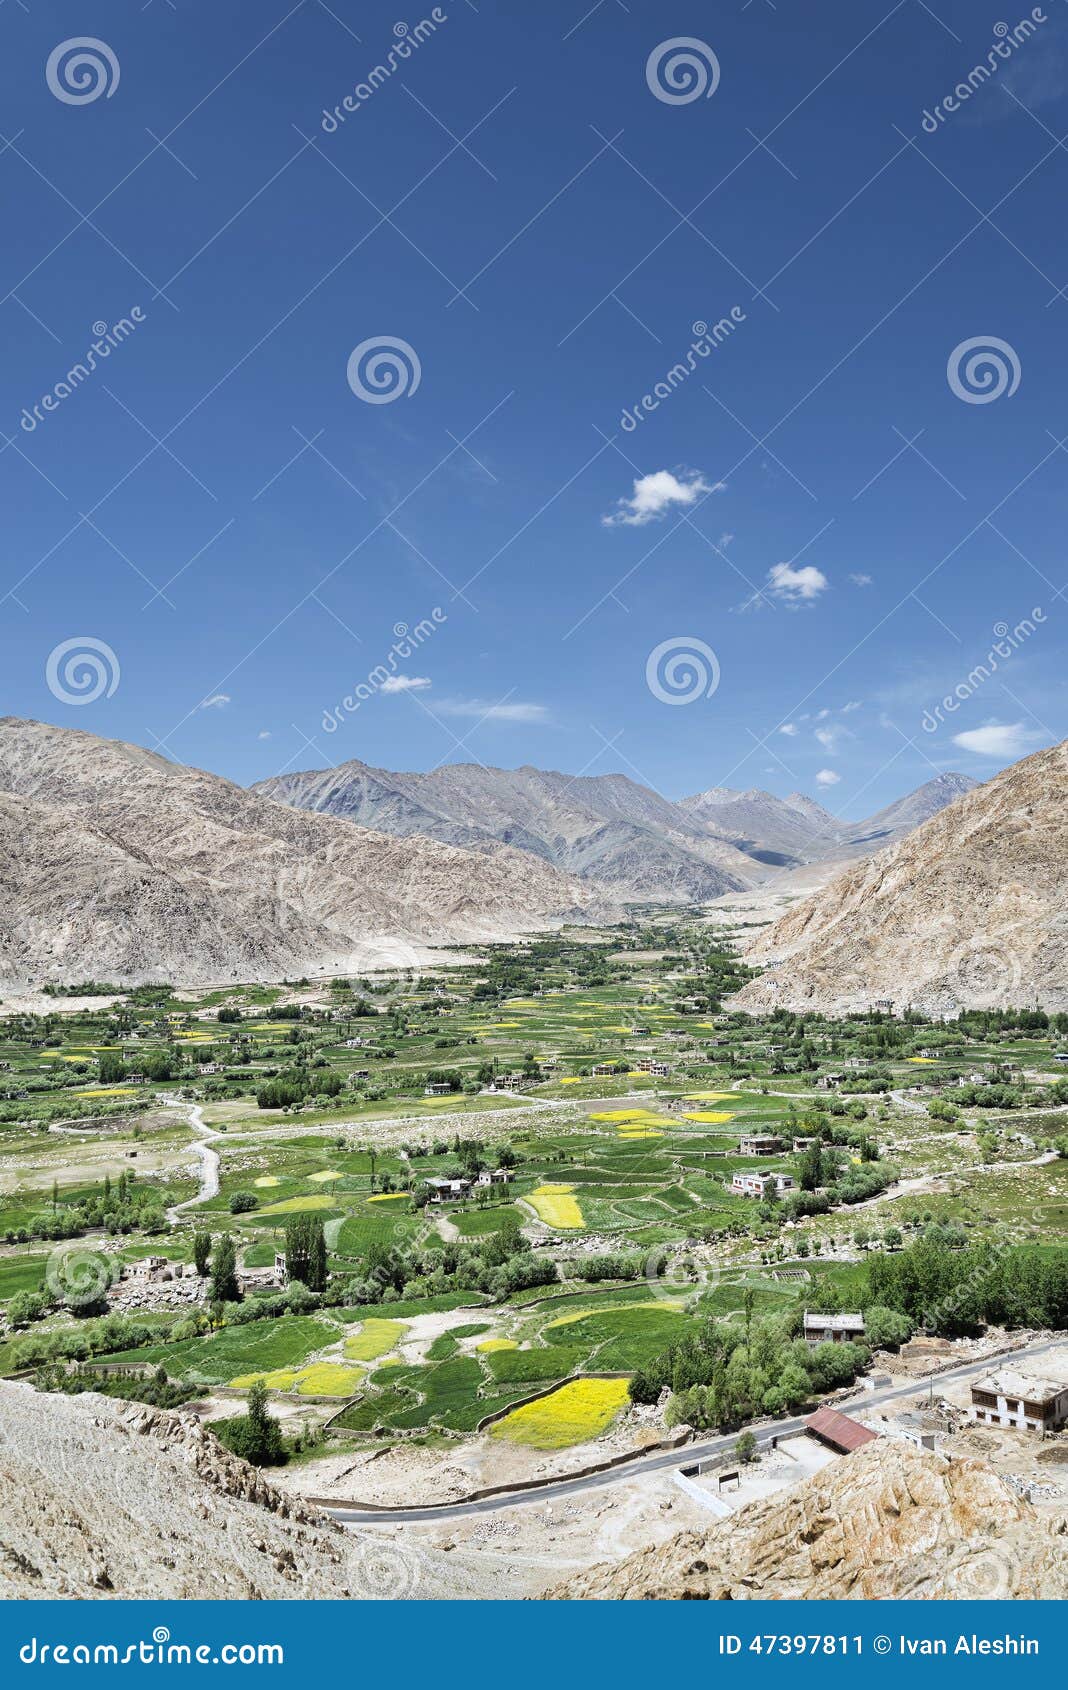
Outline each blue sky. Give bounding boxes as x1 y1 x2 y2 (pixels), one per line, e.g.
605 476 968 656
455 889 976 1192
2 0 1067 816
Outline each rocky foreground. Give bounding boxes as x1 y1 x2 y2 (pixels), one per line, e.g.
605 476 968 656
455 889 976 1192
546 1440 1068 1600
0 1383 470 1599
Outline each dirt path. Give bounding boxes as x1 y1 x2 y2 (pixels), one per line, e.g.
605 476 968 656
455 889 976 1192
160 1096 222 1222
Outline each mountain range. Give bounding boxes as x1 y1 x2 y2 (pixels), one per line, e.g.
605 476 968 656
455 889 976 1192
254 760 976 902
0 719 604 989
736 739 1068 1015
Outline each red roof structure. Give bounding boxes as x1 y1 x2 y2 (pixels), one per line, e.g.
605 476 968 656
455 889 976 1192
804 1406 879 1454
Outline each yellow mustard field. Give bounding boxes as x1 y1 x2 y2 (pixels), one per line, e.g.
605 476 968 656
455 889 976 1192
490 1377 631 1448
344 1318 406 1361
528 1183 584 1228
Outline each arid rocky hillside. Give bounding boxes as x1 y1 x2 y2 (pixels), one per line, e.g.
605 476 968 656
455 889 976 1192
0 1381 494 1599
547 1441 1068 1600
0 719 605 988
254 759 757 903
735 740 1067 1015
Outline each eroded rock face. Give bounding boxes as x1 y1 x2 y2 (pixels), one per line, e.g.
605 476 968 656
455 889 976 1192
544 1442 1068 1600
0 717 610 986
734 740 1068 1016
0 1381 362 1599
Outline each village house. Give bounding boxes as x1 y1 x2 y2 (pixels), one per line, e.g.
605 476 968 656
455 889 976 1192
731 1170 796 1199
425 1176 473 1203
424 1081 454 1097
816 1073 846 1090
969 1369 1068 1433
803 1311 866 1348
630 1025 650 1037
634 1058 669 1078
476 1167 514 1187
591 1062 618 1077
738 1132 783 1156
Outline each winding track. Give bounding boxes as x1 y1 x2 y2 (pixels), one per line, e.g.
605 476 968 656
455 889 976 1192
322 1335 1066 1526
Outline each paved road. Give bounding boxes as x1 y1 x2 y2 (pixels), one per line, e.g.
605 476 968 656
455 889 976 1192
325 1335 1065 1526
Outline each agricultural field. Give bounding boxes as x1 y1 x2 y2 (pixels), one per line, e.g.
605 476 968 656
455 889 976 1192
0 921 1065 1470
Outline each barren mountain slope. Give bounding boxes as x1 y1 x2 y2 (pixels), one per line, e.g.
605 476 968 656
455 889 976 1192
682 775 976 867
546 1441 1068 1600
734 740 1067 1015
0 719 604 986
0 1382 475 1599
254 759 759 902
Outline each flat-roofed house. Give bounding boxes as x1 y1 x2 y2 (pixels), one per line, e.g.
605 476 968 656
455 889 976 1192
731 1170 796 1198
803 1311 866 1348
738 1132 783 1155
969 1370 1068 1433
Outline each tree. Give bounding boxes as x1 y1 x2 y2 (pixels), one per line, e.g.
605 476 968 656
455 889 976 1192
228 1191 258 1214
863 1305 913 1350
192 1229 212 1277
735 1430 757 1464
285 1214 328 1292
215 1380 286 1467
210 1233 240 1303
98 1050 127 1084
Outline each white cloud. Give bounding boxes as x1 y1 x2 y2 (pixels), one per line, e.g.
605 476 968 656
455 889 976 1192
842 699 863 714
768 561 829 603
198 693 231 710
257 730 272 741
379 674 431 694
436 699 548 723
849 572 873 587
815 768 841 787
718 531 735 549
779 723 799 737
602 468 721 528
951 722 1043 759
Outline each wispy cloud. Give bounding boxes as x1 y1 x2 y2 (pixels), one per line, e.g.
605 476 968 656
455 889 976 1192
198 693 231 710
379 674 431 694
952 722 1043 759
257 730 272 741
436 698 549 723
849 572 873 587
815 768 841 787
602 468 721 528
779 722 799 737
768 561 829 603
